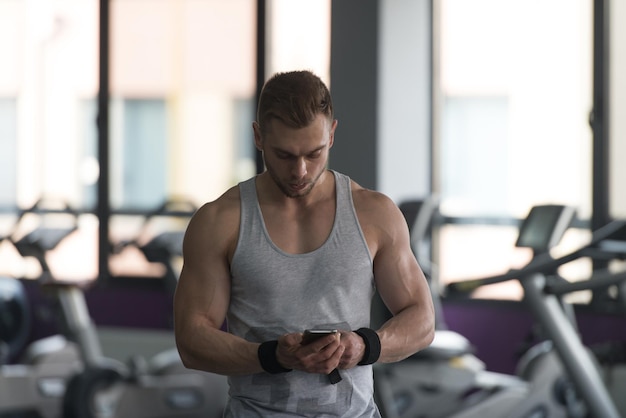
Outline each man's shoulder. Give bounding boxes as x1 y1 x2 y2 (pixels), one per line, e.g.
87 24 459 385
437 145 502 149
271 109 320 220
194 184 241 224
185 185 242 254
350 182 395 209
351 186 401 234
331 171 399 217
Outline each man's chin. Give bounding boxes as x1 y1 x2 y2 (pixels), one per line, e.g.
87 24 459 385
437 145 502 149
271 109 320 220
283 184 313 198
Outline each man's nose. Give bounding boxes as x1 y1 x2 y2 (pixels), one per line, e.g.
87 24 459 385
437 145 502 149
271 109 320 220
292 157 307 177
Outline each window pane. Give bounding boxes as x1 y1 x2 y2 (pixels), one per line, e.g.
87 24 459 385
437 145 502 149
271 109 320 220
115 99 168 209
266 0 331 83
3 0 99 209
110 0 257 209
105 0 257 278
79 98 98 210
610 0 626 218
434 0 593 299
0 1 100 280
0 99 17 205
441 97 509 215
0 2 23 211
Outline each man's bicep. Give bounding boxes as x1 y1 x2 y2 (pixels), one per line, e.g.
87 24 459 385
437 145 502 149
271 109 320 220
374 246 427 314
372 208 429 316
175 207 233 330
176 259 231 330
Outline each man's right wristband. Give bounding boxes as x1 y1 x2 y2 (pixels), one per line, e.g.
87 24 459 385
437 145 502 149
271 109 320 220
258 340 292 374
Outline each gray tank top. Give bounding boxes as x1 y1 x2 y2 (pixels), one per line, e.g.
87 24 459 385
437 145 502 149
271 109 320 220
226 170 380 417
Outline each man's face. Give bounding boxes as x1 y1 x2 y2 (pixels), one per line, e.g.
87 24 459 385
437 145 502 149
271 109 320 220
254 114 337 198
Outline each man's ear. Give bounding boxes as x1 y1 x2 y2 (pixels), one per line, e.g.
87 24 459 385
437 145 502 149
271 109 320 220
252 121 262 150
328 119 338 148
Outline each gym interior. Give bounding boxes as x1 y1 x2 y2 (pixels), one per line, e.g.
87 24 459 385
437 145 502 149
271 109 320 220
1 1 626 417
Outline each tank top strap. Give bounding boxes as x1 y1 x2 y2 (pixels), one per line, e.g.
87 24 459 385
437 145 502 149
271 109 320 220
238 177 257 220
332 170 357 225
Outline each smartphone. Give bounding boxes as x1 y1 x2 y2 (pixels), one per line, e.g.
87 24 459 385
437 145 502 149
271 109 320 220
301 329 338 345
301 329 342 384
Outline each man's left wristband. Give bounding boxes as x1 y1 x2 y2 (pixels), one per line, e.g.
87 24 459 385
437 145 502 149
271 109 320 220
354 327 381 365
258 340 292 374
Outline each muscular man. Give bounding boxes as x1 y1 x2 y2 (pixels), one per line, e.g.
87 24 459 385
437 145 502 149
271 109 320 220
174 70 435 417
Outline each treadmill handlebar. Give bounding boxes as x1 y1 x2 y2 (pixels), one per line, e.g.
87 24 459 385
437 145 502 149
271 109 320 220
446 219 626 295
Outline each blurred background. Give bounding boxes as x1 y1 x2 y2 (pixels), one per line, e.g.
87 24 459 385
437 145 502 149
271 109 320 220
0 0 625 368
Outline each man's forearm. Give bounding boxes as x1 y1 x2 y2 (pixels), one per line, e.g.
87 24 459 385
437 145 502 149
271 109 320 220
177 326 263 376
376 305 435 363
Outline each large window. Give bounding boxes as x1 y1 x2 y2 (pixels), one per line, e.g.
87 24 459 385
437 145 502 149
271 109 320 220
107 0 258 278
0 0 257 281
109 0 257 209
433 0 594 300
0 1 101 280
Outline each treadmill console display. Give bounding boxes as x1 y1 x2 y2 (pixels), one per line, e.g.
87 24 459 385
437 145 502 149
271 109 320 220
515 205 576 253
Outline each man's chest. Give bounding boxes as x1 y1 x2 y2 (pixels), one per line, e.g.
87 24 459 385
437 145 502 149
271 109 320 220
262 208 336 254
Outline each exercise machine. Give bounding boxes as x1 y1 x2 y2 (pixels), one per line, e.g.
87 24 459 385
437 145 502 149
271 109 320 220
57 274 228 418
0 276 83 418
372 203 619 417
0 199 83 418
0 198 226 418
60 198 227 418
111 197 197 294
512 220 626 417
446 217 626 418
0 229 30 364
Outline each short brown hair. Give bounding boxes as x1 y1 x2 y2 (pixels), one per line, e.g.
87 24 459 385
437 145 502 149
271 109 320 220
256 70 333 133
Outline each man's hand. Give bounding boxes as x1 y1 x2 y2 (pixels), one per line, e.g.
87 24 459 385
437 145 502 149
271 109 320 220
336 330 367 369
274 330 368 374
275 332 344 375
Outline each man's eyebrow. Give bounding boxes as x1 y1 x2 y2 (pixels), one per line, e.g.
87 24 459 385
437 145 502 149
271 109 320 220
272 145 326 156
